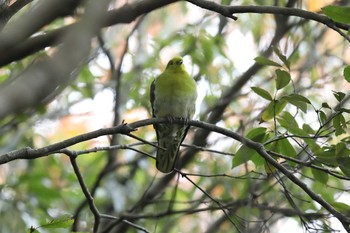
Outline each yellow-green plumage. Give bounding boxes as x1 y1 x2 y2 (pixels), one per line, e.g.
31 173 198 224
150 56 197 173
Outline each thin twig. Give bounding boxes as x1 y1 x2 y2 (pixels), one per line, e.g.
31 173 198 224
68 153 101 232
176 169 243 233
99 214 150 233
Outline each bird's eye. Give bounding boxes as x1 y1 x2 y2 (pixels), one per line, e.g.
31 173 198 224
176 60 183 65
168 61 174 65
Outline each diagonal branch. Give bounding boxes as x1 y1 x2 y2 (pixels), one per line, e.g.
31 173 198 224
176 169 243 232
0 0 179 66
69 154 101 232
0 0 113 119
0 0 34 29
0 0 82 53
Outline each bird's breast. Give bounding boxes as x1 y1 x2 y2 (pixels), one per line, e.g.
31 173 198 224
154 75 196 118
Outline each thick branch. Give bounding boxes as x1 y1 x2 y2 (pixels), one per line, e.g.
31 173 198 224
186 0 350 31
0 0 111 118
1 118 349 231
0 123 133 164
0 0 81 53
0 0 34 29
3 0 349 66
0 0 178 66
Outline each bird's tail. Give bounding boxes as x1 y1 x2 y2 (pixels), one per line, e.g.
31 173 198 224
156 137 179 173
155 124 189 173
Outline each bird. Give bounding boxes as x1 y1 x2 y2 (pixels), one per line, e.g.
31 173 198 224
150 56 197 173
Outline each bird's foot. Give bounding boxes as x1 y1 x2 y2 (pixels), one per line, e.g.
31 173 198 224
167 115 175 124
180 117 189 126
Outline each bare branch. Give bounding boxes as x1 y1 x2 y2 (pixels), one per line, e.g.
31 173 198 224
100 214 150 233
68 154 101 232
176 169 242 232
0 122 134 164
0 0 111 118
2 118 349 230
0 0 81 52
0 0 178 66
186 0 350 42
0 0 34 28
4 0 349 67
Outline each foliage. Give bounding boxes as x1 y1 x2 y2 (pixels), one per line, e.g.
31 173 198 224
0 0 350 233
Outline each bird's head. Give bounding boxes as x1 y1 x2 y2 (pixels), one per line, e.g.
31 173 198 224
165 56 186 72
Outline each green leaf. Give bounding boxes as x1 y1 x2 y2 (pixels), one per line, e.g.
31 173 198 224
266 137 296 159
286 98 307 113
339 163 350 177
251 86 273 101
302 123 315 134
232 128 268 169
288 93 311 104
318 110 328 125
232 146 259 168
245 127 268 142
278 138 296 157
40 215 74 229
252 156 267 169
333 114 346 136
261 99 287 121
322 5 350 24
272 46 290 70
312 180 335 203
335 142 350 177
321 102 331 109
312 167 329 184
316 146 338 167
333 91 346 102
335 142 350 157
233 147 266 169
254 56 281 67
344 66 350 83
282 93 311 113
331 202 350 214
338 108 350 114
277 111 302 134
275 69 291 90
341 136 350 144
277 111 321 155
75 66 96 98
201 35 214 63
264 160 277 174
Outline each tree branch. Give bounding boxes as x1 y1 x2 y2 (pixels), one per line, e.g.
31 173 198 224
4 0 349 67
186 0 350 33
0 0 81 53
0 0 178 67
0 0 34 29
1 118 349 230
0 0 111 118
69 154 101 232
0 122 133 164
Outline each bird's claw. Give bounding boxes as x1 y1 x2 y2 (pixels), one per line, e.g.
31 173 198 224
167 115 175 124
180 117 189 126
166 116 189 126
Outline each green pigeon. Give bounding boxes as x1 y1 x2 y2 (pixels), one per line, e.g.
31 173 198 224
150 56 197 173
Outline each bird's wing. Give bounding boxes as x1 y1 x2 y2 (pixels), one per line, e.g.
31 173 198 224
150 79 160 138
150 79 156 118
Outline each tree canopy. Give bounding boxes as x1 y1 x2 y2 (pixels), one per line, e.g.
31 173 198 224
0 0 350 232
